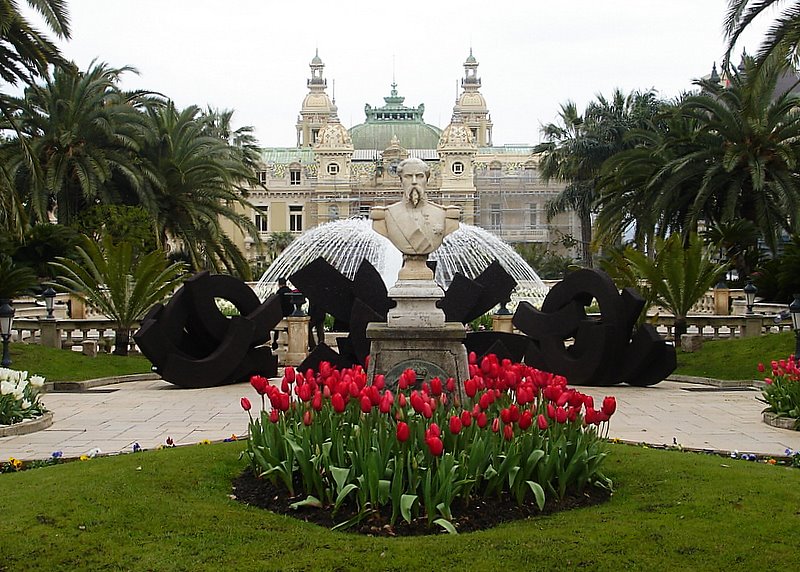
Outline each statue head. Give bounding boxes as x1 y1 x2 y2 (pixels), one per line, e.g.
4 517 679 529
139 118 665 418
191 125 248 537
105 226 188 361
397 158 430 207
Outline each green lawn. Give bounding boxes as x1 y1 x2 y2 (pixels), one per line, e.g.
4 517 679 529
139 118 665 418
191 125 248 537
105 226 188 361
0 442 797 571
674 331 795 380
5 343 152 381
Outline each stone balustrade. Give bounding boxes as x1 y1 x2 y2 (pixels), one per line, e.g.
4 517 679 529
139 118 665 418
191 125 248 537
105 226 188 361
10 318 140 354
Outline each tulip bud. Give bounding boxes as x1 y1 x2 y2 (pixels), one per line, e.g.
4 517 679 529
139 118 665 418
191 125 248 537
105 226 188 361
396 421 410 442
601 396 617 417
537 414 548 431
449 415 462 435
240 397 252 411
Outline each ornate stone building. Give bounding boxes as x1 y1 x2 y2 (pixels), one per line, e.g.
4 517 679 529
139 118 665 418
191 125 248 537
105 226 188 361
232 51 579 268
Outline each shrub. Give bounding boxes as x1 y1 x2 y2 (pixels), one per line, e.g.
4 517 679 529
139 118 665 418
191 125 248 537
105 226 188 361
242 354 615 532
0 368 47 426
758 356 800 427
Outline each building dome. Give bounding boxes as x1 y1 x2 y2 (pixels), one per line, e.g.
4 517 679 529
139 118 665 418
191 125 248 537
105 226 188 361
315 120 353 149
438 119 475 150
348 83 442 149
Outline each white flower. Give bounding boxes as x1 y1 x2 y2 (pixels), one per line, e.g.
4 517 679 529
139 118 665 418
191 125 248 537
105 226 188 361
0 380 11 395
29 375 45 388
86 448 102 458
21 399 31 409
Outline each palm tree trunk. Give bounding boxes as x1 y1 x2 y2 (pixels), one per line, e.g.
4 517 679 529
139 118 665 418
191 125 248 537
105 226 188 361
674 318 688 348
580 213 593 268
113 328 130 356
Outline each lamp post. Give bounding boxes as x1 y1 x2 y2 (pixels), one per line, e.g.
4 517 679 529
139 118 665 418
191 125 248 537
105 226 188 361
0 300 15 367
42 287 56 319
790 294 800 357
744 279 757 314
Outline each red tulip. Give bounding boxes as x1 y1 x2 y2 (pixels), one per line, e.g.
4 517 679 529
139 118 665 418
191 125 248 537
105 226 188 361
430 377 443 396
303 410 313 426
446 378 456 393
601 396 617 417
468 351 477 365
284 366 295 384
519 410 533 430
398 393 407 408
250 375 269 395
509 404 520 423
547 403 556 419
492 417 500 433
360 395 372 413
427 423 441 439
477 412 488 428
464 377 478 398
240 397 252 411
269 409 280 423
312 391 323 411
537 414 548 431
449 415 462 435
426 436 444 456
555 406 567 424
503 424 514 441
500 408 512 424
331 393 346 413
460 409 472 428
757 363 765 373
396 421 410 442
583 394 594 410
373 374 385 390
422 402 433 419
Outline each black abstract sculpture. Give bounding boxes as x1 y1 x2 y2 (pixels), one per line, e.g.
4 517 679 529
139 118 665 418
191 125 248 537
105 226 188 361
513 268 675 386
134 271 281 388
289 257 393 371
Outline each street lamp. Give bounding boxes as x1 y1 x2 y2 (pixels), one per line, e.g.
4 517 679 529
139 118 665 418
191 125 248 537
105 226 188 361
0 300 15 368
42 287 56 319
744 279 758 314
790 294 800 357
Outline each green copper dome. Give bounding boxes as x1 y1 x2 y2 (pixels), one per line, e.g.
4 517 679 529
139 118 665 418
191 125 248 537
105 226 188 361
348 83 442 150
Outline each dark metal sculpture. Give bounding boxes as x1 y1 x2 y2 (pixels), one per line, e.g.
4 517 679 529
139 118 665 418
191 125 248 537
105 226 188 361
134 271 281 388
513 268 675 386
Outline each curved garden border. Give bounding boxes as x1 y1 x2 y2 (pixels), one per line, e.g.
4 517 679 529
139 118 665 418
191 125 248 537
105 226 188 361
0 411 54 438
763 412 798 431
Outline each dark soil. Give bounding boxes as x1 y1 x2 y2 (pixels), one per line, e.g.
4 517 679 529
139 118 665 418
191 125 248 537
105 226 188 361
231 468 611 536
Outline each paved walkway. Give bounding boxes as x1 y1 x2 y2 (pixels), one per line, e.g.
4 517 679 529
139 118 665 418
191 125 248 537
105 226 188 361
2 379 800 461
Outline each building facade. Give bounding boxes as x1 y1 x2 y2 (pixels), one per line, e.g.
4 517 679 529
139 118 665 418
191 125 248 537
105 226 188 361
232 50 579 269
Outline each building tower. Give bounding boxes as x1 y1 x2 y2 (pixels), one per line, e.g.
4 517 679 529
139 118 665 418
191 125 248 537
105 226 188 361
296 50 337 147
437 111 477 224
453 49 493 147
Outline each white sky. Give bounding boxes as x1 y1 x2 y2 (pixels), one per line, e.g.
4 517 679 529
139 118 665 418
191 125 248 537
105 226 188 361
25 0 774 147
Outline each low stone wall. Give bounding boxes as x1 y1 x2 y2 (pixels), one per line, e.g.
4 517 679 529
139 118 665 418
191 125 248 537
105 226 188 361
0 411 54 437
763 412 799 431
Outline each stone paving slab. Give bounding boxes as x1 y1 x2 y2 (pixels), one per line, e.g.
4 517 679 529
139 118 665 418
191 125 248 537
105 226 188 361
2 379 800 461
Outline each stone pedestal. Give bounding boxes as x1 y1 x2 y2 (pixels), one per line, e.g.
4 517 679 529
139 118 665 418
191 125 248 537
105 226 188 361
366 322 469 401
40 319 61 348
492 313 514 333
386 280 446 328
742 315 763 338
714 287 730 315
286 315 311 366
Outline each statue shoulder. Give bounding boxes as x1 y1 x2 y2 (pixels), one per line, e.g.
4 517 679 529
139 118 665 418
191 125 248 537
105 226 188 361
370 206 387 220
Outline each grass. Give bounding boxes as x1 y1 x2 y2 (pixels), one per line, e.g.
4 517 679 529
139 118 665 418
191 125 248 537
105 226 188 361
5 343 152 382
0 441 798 571
674 331 795 380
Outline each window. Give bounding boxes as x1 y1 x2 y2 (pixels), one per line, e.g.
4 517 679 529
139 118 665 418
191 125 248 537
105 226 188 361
489 162 501 184
329 204 339 220
254 212 268 234
289 205 303 232
470 128 478 141
451 161 464 175
529 204 538 229
327 162 340 175
289 168 301 185
524 165 537 183
489 204 502 230
359 205 371 219
257 171 268 185
312 129 319 143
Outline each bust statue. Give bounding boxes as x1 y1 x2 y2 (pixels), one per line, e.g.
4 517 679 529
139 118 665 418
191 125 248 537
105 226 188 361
371 158 459 257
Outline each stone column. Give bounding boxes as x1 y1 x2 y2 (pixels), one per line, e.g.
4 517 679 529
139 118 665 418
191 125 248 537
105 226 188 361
286 315 311 366
39 319 61 348
713 287 730 315
492 314 514 333
742 315 762 338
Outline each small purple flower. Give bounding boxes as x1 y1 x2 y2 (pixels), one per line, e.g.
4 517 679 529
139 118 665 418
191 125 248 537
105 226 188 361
51 451 63 459
132 442 142 453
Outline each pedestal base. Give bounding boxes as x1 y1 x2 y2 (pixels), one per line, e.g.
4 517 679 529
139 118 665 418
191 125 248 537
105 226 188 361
366 322 469 401
386 280 446 328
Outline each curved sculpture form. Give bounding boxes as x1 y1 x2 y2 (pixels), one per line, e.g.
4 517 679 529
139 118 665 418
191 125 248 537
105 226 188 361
512 268 676 386
134 272 281 388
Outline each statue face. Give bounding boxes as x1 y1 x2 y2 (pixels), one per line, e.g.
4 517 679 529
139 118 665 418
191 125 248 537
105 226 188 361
400 162 427 206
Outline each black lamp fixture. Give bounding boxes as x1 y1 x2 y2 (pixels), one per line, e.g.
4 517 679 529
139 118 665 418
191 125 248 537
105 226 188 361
790 294 800 357
0 300 15 368
42 287 57 319
495 298 512 316
744 279 757 314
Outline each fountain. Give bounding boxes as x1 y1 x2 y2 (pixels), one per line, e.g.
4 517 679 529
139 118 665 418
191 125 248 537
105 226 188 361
254 218 548 304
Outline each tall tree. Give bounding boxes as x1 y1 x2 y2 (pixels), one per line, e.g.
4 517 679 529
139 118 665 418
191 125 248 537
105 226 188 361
141 102 260 279
725 0 800 67
1 61 158 225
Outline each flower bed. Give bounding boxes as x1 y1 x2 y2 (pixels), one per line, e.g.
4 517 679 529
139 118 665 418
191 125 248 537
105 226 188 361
0 368 47 428
758 356 800 430
240 353 616 533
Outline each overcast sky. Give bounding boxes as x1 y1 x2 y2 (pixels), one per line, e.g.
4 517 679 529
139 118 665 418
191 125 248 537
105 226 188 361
28 0 773 147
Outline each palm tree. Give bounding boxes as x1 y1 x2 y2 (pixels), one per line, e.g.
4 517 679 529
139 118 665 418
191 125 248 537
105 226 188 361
536 90 663 266
725 0 800 67
1 61 158 225
51 235 187 355
602 233 728 346
141 102 260 279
